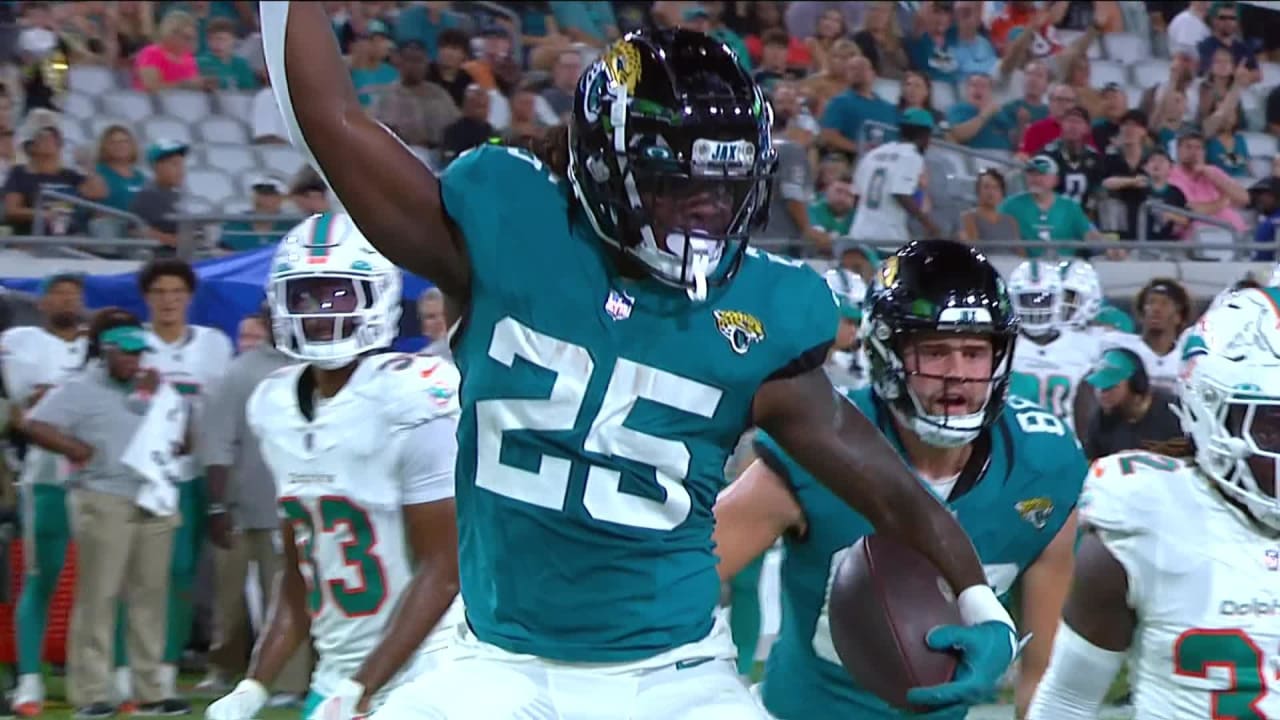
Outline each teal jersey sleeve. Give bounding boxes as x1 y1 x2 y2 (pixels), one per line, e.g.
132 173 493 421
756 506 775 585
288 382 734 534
439 144 569 295
752 429 815 496
739 249 839 379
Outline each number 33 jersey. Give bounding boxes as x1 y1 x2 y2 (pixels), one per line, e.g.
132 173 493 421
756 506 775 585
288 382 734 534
1083 454 1280 719
246 353 465 701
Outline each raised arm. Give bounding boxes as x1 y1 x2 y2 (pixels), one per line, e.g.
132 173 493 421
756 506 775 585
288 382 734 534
259 2 469 298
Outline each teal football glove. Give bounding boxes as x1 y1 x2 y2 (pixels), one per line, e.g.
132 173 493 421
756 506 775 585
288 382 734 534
904 621 1019 708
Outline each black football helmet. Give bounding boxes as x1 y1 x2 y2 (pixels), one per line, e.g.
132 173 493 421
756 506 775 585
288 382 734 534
568 29 776 301
863 240 1019 448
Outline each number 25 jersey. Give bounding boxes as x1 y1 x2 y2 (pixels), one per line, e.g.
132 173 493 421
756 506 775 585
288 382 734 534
246 353 464 701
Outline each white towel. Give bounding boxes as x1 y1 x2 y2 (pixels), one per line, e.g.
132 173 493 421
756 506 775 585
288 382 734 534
121 383 188 516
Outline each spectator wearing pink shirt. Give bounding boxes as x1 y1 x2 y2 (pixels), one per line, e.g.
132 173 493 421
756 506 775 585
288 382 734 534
133 10 211 92
1168 130 1249 234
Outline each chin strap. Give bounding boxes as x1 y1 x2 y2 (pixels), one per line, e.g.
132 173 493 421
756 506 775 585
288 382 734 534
687 252 710 302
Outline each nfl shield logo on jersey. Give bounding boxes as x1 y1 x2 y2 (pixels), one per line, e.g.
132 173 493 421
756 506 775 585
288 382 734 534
604 289 634 320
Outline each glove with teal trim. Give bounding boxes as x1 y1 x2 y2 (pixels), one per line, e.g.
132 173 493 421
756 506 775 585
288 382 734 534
905 585 1021 709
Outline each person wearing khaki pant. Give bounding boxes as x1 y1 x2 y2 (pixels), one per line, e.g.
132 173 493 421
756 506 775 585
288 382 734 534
22 313 191 717
68 489 177 708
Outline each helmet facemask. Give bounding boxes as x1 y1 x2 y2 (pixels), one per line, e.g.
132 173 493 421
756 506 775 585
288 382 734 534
269 273 399 369
1013 287 1061 337
568 57 776 301
1180 369 1280 530
867 324 1017 448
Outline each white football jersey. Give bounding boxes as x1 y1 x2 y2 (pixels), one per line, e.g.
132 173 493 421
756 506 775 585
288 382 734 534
144 324 234 480
848 141 923 244
1082 455 1280 719
247 352 465 704
1012 329 1101 426
1105 329 1191 393
824 348 868 394
0 326 88 485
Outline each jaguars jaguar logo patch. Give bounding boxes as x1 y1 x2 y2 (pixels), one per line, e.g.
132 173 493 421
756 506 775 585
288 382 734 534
603 40 642 94
714 309 765 355
1015 497 1054 530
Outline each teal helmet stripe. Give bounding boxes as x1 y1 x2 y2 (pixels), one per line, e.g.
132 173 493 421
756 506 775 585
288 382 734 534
307 213 336 260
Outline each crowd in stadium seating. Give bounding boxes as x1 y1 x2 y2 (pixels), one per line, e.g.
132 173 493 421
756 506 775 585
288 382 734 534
0 1 1277 261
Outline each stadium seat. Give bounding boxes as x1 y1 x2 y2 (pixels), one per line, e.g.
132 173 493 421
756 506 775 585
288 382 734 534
1191 225 1237 262
1249 156 1274 179
182 195 216 215
1132 60 1170 92
1102 32 1146 66
1242 131 1277 158
927 146 969 182
216 91 254 120
59 118 88 147
67 66 117 96
1057 29 1103 60
186 168 236 205
196 116 250 145
100 90 156 125
62 91 97 122
1089 61 1127 89
258 145 305 178
872 78 901 105
159 90 213 124
139 116 194 146
201 143 258 175
1261 62 1280 89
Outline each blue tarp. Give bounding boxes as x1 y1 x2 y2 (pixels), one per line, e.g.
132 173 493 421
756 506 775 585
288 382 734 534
0 247 436 352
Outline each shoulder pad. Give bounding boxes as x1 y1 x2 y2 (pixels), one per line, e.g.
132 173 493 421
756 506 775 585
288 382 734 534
1080 452 1189 536
370 353 461 425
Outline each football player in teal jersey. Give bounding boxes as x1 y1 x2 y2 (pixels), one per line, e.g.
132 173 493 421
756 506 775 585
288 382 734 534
715 241 1086 719
261 9 1020 717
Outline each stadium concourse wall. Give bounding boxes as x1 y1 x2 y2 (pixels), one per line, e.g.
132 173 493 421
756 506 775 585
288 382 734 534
0 246 437 352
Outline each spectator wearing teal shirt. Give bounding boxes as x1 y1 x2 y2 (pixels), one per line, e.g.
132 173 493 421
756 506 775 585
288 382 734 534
196 18 259 91
808 180 857 237
907 0 996 84
1000 155 1100 257
92 125 146 214
1000 60 1051 134
219 176 295 252
947 74 1015 151
550 1 619 46
820 56 898 156
394 2 465 59
350 20 399 108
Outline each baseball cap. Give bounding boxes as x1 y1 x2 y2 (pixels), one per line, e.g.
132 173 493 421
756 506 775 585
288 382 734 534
99 325 151 354
683 5 712 20
366 19 392 38
1101 82 1123 94
250 175 287 194
900 107 936 130
146 139 188 165
1085 349 1139 391
1025 155 1059 175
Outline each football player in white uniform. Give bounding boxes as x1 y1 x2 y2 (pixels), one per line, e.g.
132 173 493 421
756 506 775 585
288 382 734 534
134 258 235 701
847 109 942 243
823 268 868 393
1111 278 1193 392
1 273 87 716
1007 259 1100 432
1029 286 1280 719
1058 259 1135 347
205 214 463 720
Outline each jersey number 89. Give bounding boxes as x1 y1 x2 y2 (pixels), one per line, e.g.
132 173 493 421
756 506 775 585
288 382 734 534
475 317 724 532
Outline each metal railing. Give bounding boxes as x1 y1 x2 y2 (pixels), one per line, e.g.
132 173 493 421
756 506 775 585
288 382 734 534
1135 200 1254 259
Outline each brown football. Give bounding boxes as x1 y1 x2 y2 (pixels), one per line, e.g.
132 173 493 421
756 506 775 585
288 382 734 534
828 534 962 712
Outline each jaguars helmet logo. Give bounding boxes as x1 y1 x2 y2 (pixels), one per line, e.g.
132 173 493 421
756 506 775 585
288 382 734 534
714 309 765 355
879 256 899 289
603 40 642 94
1015 497 1055 530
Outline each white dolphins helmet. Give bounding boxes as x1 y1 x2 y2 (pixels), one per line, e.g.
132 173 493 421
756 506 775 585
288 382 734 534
825 267 868 322
1177 287 1280 530
267 213 402 369
1270 262 1280 287
1059 259 1102 328
1007 259 1063 337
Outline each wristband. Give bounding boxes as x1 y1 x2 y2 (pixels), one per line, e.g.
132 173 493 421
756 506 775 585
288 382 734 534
957 584 1017 655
